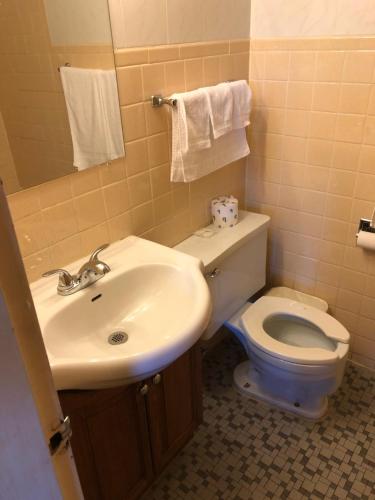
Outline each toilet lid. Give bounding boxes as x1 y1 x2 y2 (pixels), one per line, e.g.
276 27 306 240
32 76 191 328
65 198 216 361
241 296 350 365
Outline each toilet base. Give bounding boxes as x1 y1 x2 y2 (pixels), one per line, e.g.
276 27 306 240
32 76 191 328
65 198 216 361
233 361 328 420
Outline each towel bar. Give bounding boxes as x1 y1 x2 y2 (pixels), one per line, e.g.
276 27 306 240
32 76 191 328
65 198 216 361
151 95 177 108
58 62 71 72
150 81 238 108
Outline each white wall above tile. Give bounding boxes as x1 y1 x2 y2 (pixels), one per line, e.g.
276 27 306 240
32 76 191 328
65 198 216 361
108 0 168 48
43 0 113 46
250 0 375 38
336 0 375 36
108 0 251 48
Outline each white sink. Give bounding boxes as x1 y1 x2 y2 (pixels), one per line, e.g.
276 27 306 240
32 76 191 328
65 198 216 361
31 236 211 390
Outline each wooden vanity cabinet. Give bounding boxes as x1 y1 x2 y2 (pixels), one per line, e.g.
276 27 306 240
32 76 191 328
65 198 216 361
146 344 203 474
59 345 202 500
59 383 153 500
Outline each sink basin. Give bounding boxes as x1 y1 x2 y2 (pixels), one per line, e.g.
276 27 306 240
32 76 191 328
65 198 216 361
31 236 211 390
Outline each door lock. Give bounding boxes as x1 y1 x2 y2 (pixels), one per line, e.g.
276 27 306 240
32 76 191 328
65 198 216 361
49 416 72 456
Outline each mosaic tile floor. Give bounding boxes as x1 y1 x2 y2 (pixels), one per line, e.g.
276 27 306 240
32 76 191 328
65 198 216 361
144 336 375 500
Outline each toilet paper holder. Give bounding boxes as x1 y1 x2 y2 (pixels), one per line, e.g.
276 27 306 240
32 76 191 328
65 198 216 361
358 218 375 234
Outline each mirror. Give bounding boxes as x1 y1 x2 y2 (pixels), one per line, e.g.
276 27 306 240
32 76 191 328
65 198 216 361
0 0 124 195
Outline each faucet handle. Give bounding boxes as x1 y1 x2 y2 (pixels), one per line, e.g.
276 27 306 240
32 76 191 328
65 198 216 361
89 243 110 263
42 268 74 288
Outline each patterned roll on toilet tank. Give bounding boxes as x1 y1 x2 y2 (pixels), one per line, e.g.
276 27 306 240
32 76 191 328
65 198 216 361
211 195 238 228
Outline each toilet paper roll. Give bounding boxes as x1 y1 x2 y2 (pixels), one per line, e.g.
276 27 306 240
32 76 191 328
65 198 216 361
357 230 375 250
211 195 238 228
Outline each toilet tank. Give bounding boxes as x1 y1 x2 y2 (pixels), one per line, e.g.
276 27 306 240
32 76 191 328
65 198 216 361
175 210 270 340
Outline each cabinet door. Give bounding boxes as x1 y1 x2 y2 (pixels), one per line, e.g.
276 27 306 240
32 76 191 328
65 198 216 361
146 345 203 473
59 384 153 500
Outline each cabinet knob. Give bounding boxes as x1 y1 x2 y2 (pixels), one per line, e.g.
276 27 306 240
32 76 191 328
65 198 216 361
139 383 149 396
153 373 162 385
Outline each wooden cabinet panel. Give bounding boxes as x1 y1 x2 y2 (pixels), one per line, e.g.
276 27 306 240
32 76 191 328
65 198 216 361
146 346 202 472
58 344 203 500
59 384 153 500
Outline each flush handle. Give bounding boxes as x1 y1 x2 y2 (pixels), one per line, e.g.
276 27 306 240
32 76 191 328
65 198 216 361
205 268 221 279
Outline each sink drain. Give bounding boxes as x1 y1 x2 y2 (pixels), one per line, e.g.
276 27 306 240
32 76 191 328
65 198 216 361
108 331 128 345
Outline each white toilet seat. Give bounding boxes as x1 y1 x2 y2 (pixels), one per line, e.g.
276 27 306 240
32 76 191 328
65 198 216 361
241 296 350 366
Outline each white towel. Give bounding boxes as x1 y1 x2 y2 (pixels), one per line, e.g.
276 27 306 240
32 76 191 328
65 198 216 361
172 88 211 152
203 83 233 139
229 80 252 130
171 100 249 183
60 67 125 170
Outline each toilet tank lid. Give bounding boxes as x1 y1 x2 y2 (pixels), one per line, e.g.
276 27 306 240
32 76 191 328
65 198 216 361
174 210 270 269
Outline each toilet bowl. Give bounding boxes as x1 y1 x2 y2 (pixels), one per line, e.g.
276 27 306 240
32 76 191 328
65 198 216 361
227 295 350 419
175 210 350 419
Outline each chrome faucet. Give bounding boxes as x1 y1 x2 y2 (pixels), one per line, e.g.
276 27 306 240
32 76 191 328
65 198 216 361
42 244 111 296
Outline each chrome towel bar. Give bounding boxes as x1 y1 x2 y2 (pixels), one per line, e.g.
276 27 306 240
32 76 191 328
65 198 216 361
150 80 237 108
151 95 177 107
57 62 71 72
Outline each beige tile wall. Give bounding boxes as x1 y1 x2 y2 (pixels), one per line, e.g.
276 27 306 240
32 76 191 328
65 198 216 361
0 0 114 192
7 39 249 283
247 36 375 368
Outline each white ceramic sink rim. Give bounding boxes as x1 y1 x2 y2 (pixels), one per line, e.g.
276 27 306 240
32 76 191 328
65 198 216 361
31 236 211 390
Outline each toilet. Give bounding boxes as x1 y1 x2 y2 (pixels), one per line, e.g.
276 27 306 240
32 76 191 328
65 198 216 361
176 210 350 419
